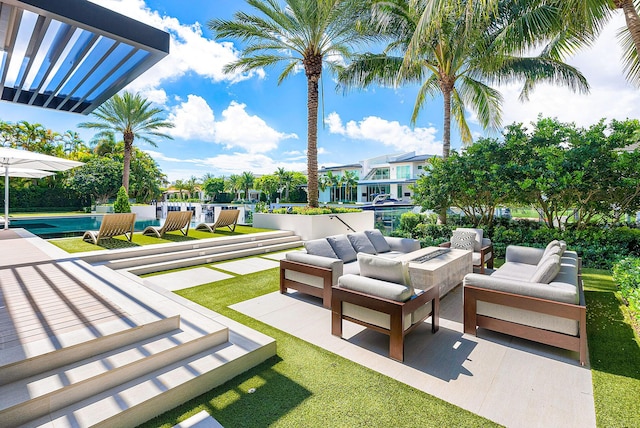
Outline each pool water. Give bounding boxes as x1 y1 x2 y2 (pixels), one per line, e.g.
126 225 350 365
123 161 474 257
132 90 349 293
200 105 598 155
10 216 162 239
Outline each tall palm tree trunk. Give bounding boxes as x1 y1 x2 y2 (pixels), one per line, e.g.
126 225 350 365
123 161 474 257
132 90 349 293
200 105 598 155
305 57 322 208
122 133 134 192
438 85 454 224
616 0 640 58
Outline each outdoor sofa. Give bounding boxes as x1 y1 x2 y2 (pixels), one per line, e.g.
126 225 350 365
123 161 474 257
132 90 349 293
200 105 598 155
280 230 420 308
463 240 588 365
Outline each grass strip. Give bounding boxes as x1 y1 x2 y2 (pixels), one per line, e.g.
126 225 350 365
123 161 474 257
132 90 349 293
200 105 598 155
47 225 273 253
583 268 640 428
140 268 497 428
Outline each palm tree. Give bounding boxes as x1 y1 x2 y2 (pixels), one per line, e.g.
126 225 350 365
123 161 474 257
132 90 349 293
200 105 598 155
79 91 174 192
227 174 243 200
323 171 339 202
209 0 377 207
339 0 589 158
240 171 255 201
342 170 359 201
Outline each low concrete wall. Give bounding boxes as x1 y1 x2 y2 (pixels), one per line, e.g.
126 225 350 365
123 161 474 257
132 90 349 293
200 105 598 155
253 211 374 240
131 205 156 220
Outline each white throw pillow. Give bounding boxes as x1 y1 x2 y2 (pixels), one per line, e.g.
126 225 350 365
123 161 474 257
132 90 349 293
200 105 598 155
450 230 477 252
530 254 561 284
357 253 414 295
456 228 483 252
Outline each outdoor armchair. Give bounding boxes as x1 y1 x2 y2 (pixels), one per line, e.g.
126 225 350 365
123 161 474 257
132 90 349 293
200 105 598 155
440 227 493 273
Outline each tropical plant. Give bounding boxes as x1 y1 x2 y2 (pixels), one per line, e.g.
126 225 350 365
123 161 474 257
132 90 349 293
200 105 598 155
113 186 131 213
226 174 243 200
78 91 174 192
209 0 377 207
342 170 359 201
339 0 589 158
203 176 226 201
239 171 255 201
322 171 339 202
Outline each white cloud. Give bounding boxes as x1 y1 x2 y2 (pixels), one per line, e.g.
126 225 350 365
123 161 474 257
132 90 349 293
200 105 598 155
499 12 640 128
326 112 442 154
167 96 298 152
90 0 264 99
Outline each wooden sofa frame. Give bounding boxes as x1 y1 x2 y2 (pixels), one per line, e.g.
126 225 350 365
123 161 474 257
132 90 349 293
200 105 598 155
331 285 439 362
279 259 333 308
463 265 587 365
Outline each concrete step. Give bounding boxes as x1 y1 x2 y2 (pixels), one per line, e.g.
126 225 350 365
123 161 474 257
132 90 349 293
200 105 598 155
0 318 229 427
125 241 301 275
0 316 180 385
104 234 301 271
27 338 275 428
78 230 298 264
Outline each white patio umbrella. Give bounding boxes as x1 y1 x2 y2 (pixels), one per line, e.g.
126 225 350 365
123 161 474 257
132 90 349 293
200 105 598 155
0 147 84 230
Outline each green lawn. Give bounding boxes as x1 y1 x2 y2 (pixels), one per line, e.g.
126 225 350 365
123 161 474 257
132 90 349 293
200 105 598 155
141 268 497 428
136 264 640 427
582 269 640 428
48 225 274 253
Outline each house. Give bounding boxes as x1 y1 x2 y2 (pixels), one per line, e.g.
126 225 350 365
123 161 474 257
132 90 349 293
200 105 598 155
319 152 436 203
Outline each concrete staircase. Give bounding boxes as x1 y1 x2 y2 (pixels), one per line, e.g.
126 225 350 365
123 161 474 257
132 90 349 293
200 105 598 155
78 230 302 275
0 250 277 427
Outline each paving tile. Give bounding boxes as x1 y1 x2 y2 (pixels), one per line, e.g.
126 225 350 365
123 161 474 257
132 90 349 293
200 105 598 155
234 290 596 427
145 267 233 291
213 257 279 275
173 410 224 428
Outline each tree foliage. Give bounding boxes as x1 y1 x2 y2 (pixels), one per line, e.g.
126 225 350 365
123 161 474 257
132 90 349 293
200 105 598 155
413 117 640 229
113 186 131 213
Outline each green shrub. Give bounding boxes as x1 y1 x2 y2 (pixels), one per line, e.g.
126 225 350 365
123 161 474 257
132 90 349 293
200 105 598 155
612 257 640 322
269 206 361 215
113 186 131 213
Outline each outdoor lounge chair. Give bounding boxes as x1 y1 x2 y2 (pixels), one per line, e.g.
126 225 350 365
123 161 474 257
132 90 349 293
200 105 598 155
82 213 136 244
195 209 239 233
142 210 192 238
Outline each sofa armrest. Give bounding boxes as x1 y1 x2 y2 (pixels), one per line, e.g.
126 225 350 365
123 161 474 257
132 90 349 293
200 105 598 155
285 251 344 284
439 241 452 248
385 236 420 253
505 245 544 265
463 273 577 304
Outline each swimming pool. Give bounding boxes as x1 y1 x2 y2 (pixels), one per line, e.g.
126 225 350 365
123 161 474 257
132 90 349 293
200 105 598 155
10 216 162 239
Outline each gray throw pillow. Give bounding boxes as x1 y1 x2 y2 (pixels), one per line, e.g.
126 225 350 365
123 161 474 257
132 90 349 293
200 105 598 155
304 239 338 259
450 230 476 251
357 253 414 295
364 229 392 253
327 234 358 262
347 232 377 254
543 240 560 257
530 254 561 284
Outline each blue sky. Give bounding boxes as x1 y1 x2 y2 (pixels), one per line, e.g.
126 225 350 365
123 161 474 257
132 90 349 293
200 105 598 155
1 0 639 182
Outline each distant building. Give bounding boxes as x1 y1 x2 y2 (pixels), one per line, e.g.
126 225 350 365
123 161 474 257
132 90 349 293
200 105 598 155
319 152 436 203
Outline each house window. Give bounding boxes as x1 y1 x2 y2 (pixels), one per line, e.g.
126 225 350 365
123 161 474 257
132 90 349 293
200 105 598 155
396 166 410 179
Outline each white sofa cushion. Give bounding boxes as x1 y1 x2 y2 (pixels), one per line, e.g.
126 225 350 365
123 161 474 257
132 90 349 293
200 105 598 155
338 273 412 302
327 234 358 263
